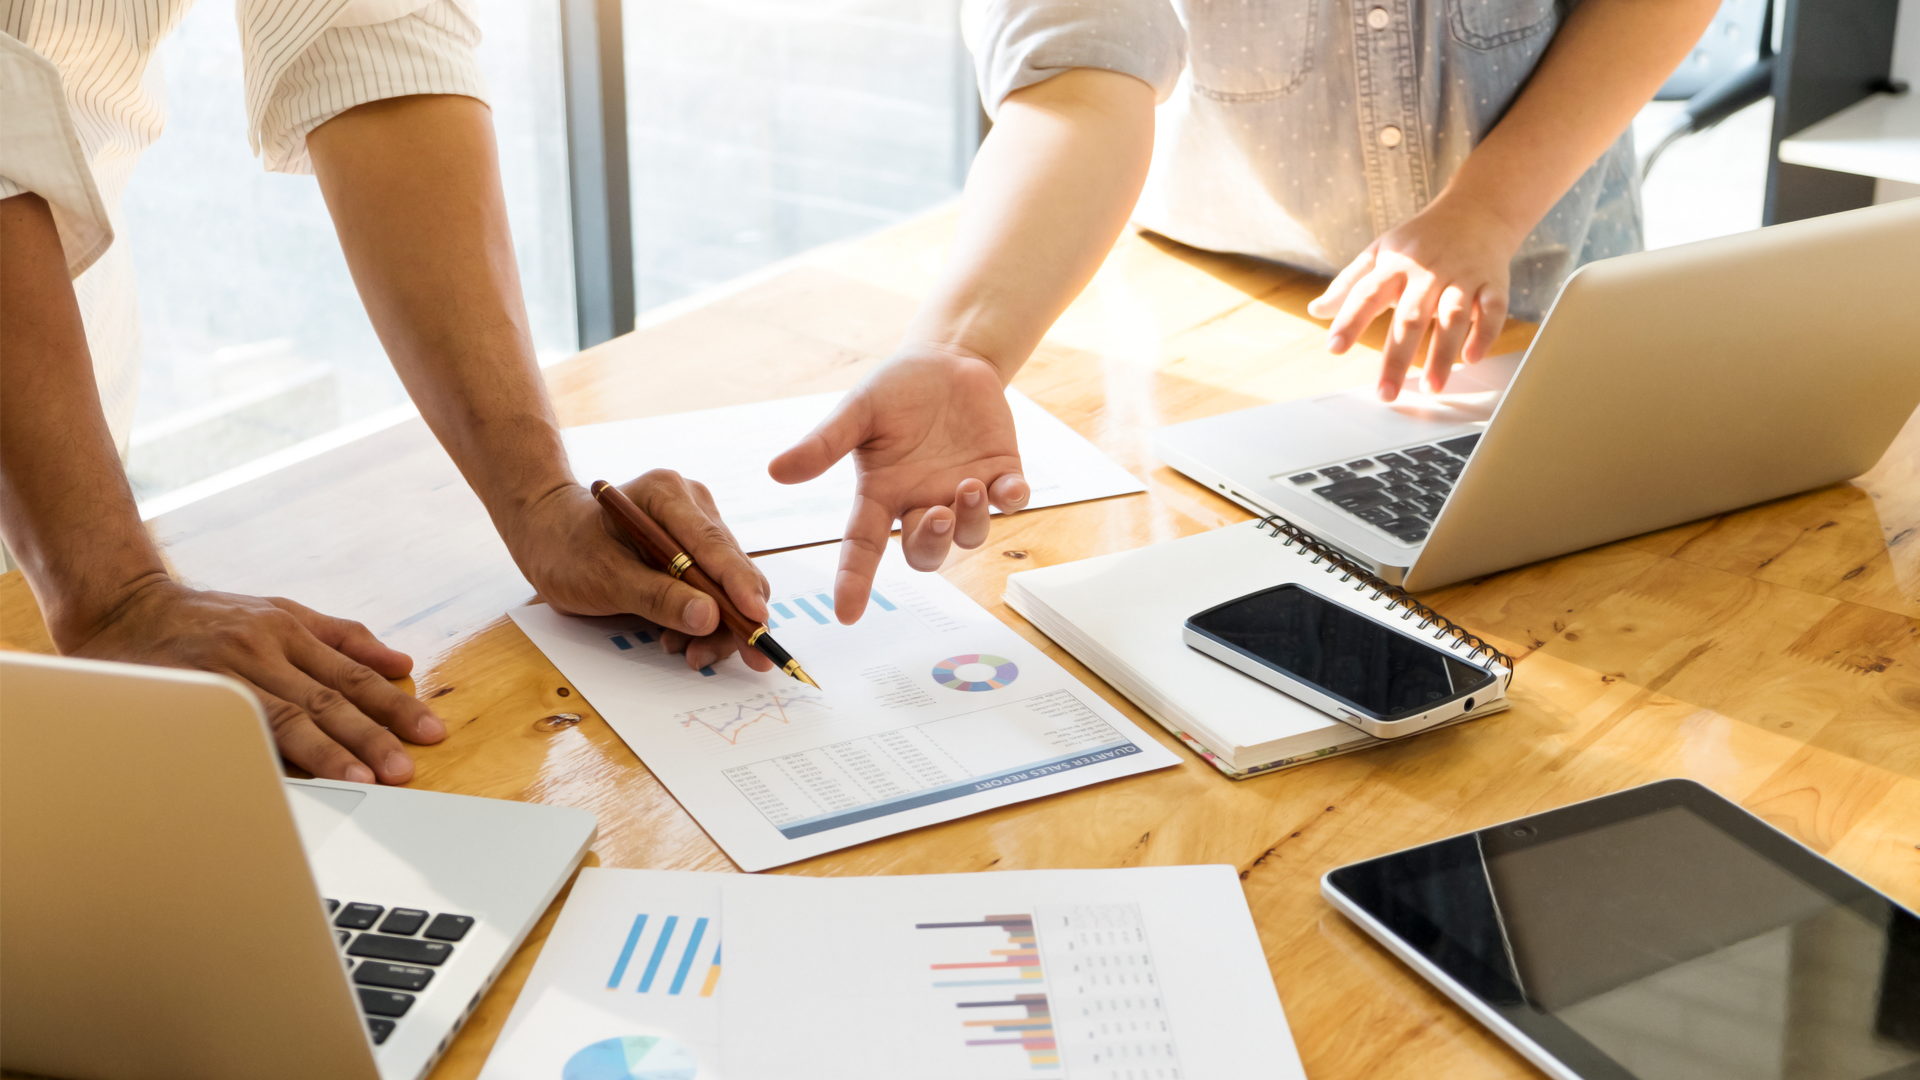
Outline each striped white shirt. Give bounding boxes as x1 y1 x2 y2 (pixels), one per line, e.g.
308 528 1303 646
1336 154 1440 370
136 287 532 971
0 0 487 449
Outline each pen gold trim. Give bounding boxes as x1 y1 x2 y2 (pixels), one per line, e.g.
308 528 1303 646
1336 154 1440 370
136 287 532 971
590 480 821 689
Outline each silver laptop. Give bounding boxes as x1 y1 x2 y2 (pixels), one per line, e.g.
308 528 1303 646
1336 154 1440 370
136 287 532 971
0 652 596 1080
1153 197 1920 591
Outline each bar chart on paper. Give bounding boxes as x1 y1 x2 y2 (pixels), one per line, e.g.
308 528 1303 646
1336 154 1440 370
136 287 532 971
915 905 1182 1078
477 870 727 1080
606 913 723 998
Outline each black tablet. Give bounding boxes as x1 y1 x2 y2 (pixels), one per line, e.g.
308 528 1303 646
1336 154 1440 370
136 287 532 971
1322 779 1920 1080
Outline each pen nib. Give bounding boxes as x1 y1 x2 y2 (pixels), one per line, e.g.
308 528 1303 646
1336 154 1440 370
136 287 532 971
792 668 822 690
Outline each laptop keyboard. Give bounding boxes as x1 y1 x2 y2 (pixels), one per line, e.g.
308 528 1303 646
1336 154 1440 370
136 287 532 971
1280 433 1482 545
325 898 475 1046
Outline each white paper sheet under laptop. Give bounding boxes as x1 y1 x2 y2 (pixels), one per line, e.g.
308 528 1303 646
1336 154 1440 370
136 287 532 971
563 388 1144 553
509 542 1178 870
1004 520 1511 778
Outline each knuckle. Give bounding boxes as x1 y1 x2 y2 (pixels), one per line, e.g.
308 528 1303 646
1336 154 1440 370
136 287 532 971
263 699 308 733
303 684 351 718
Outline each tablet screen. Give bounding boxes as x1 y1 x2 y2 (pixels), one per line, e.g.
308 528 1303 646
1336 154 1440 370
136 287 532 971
1328 782 1920 1080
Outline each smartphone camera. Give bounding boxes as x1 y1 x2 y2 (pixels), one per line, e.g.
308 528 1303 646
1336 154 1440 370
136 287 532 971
1509 824 1537 839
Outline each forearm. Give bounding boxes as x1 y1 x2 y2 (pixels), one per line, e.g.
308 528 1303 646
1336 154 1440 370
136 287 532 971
0 194 169 647
1436 0 1720 245
906 68 1156 379
307 95 571 541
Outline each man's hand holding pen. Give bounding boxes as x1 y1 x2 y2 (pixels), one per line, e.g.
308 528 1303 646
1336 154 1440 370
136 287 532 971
511 471 776 675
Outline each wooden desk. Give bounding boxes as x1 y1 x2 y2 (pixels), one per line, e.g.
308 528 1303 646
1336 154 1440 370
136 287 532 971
5 208 1917 1078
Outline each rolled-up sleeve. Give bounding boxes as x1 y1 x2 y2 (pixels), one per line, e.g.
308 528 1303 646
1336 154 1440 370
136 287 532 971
241 0 489 175
0 33 114 278
962 0 1187 119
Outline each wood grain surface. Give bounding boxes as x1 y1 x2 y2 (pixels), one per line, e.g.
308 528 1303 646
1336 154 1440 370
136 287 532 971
4 207 1916 1079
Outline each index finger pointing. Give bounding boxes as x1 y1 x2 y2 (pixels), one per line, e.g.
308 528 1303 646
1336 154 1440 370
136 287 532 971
833 494 894 624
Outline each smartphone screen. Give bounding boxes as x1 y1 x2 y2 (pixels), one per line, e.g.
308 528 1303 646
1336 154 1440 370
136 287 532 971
1186 583 1495 721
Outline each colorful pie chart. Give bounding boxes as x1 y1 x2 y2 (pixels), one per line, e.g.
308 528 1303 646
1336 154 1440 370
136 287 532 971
932 653 1019 691
562 1036 698 1080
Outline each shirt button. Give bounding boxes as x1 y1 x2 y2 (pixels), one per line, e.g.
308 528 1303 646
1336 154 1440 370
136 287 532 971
1379 125 1403 148
1367 6 1390 29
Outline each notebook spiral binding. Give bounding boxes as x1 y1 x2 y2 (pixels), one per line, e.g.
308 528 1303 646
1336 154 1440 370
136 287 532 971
1258 516 1514 689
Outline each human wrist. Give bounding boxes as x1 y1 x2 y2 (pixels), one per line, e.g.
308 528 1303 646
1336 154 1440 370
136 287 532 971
1427 182 1533 255
894 336 1021 387
42 566 175 653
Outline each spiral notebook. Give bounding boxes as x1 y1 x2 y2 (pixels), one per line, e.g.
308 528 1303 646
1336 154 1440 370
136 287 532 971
1004 518 1514 778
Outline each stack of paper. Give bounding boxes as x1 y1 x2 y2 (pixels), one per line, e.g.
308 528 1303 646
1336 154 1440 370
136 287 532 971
478 865 1307 1080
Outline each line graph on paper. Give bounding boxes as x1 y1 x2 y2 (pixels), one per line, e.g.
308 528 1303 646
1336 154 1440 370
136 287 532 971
678 690 833 747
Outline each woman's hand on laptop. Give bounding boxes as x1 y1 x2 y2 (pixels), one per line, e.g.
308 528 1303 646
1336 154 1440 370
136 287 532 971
1309 193 1520 402
66 578 447 786
770 347 1030 623
505 471 775 675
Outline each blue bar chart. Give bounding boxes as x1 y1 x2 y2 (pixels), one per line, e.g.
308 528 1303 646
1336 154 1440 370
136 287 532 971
606 913 722 998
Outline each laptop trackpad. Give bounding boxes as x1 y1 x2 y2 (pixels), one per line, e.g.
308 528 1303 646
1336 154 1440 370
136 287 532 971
285 781 365 852
1303 353 1519 443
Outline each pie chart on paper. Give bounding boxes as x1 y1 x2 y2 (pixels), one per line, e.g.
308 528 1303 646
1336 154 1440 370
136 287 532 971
561 1036 698 1080
932 654 1019 692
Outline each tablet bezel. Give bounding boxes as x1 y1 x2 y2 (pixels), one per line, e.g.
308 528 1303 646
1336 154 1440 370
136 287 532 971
1320 778 1917 1080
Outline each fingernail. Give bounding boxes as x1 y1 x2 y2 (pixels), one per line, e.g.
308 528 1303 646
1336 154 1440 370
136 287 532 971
345 763 375 784
384 751 412 778
963 489 982 507
1327 335 1344 352
931 516 952 535
1378 384 1397 402
685 596 715 630
418 715 446 740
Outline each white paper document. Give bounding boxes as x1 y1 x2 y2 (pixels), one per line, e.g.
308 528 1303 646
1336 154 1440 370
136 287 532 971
562 388 1144 553
508 544 1179 871
478 868 725 1080
722 866 1306 1080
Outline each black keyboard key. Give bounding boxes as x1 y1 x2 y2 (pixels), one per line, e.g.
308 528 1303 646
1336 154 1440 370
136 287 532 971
1381 517 1430 542
1414 495 1447 514
347 934 452 966
1384 483 1421 500
1313 477 1383 499
336 930 350 947
1438 433 1482 459
358 988 415 1018
1418 479 1452 496
1345 459 1374 470
1376 452 1412 468
324 899 340 915
1287 472 1318 484
1355 506 1395 525
334 903 383 930
1406 445 1450 463
1318 467 1353 481
378 908 429 936
423 914 474 942
354 961 435 992
368 1018 396 1045
1335 491 1396 512
1386 500 1426 517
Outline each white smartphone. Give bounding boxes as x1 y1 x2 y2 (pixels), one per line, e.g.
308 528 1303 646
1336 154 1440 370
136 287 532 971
1182 582 1498 739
